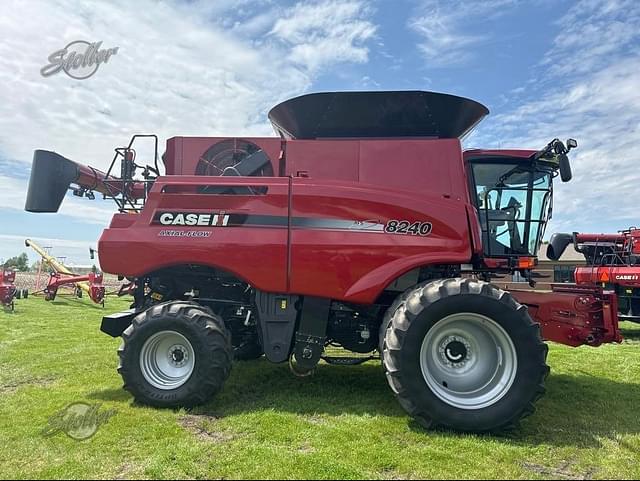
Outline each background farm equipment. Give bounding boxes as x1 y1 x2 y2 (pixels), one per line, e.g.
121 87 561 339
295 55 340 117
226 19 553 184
0 269 28 311
25 239 105 305
24 90 621 433
548 227 640 322
1 269 17 311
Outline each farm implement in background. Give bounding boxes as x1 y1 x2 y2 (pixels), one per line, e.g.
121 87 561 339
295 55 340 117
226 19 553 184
1 269 28 311
548 227 640 323
25 239 105 306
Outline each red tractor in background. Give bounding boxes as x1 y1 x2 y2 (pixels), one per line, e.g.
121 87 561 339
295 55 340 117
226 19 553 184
0 269 18 311
0 269 28 311
24 91 621 433
548 227 640 322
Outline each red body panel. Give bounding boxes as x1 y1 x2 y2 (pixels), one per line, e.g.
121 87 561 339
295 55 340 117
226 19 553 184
99 136 477 304
99 173 474 304
575 265 640 287
100 177 291 293
289 180 472 302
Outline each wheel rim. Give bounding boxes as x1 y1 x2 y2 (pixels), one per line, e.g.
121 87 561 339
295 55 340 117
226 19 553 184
420 312 517 410
140 331 195 390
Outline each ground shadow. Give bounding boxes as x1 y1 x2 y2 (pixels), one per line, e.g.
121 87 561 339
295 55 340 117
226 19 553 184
49 298 105 310
496 373 640 449
87 359 640 449
86 387 131 402
620 326 640 341
88 360 403 418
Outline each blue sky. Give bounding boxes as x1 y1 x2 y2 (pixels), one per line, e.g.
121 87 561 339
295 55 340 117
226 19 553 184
1 0 639 265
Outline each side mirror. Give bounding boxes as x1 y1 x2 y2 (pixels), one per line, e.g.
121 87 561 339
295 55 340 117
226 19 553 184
566 138 577 150
558 153 572 182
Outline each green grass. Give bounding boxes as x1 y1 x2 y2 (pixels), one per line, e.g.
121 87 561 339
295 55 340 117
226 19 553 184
1 296 639 480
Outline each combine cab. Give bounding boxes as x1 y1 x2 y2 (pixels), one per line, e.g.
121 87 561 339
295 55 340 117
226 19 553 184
24 90 621 433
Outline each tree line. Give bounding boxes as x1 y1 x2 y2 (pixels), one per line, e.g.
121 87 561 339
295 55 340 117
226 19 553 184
2 252 30 272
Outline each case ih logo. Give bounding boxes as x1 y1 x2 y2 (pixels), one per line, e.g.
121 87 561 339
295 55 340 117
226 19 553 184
615 275 639 281
157 212 230 227
41 41 119 80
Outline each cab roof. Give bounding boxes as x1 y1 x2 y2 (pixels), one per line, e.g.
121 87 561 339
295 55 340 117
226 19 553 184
464 149 538 159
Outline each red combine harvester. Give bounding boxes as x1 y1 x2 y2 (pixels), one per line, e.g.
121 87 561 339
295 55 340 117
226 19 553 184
24 91 622 433
25 239 105 305
548 227 640 322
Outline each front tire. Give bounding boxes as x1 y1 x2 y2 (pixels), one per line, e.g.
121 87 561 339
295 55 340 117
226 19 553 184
118 301 232 408
382 278 548 433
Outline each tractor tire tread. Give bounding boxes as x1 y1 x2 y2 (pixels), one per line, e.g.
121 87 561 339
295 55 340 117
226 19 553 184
118 301 232 408
382 277 549 433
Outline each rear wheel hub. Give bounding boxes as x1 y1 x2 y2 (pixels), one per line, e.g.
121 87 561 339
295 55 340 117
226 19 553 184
442 338 469 365
420 312 518 410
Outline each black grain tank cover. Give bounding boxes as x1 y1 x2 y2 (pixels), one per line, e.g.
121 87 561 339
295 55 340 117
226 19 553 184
268 91 489 140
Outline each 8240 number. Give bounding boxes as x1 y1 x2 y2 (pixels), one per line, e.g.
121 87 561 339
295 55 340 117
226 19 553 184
385 220 432 236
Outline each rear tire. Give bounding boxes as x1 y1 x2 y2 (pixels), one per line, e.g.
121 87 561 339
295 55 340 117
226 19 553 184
22 289 28 299
15 289 21 300
118 301 232 408
379 282 429 353
382 278 548 433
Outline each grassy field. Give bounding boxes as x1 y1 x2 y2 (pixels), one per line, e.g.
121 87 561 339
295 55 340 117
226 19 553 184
0 296 639 480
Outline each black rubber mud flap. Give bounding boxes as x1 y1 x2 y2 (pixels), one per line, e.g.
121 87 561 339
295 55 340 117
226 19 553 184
255 292 300 363
292 296 331 371
101 309 138 337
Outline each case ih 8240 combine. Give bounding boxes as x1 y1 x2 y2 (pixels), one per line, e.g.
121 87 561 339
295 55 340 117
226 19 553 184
25 91 622 433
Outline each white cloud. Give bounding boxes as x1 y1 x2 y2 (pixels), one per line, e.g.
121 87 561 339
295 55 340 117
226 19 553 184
0 0 377 174
472 0 640 235
270 0 377 73
409 0 516 66
541 0 640 76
